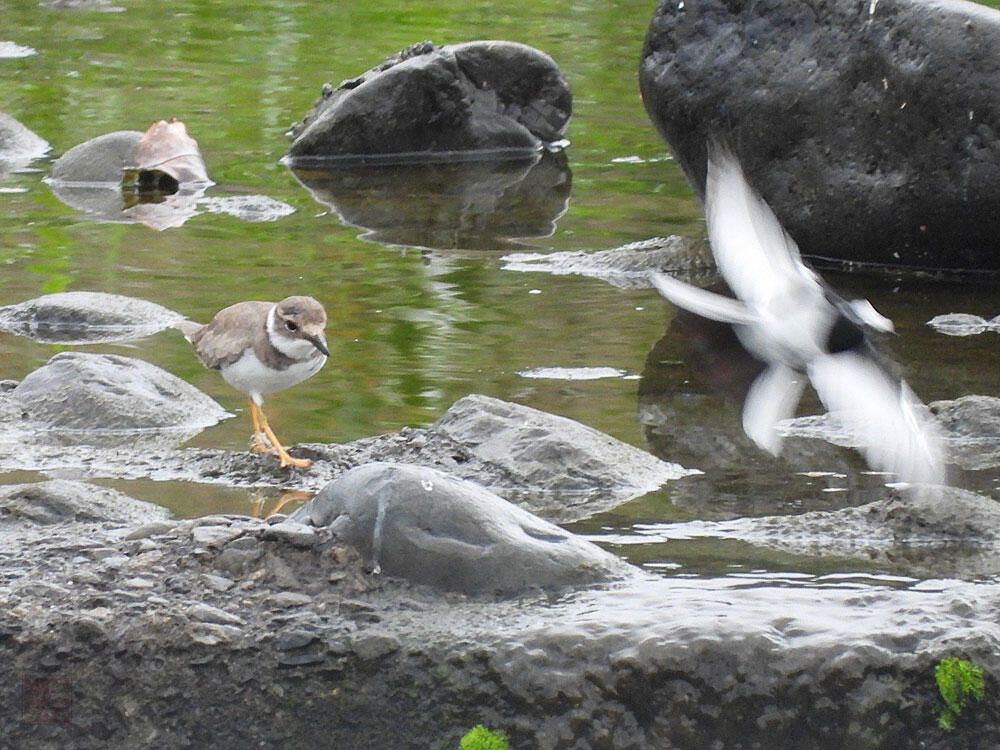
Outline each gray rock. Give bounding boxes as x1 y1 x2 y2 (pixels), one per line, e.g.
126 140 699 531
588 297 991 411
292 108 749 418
0 291 185 345
267 591 313 609
291 462 637 595
48 130 143 184
191 525 244 548
429 394 698 521
286 40 571 161
0 479 168 526
187 603 245 627
0 112 49 175
262 521 317 548
502 235 712 289
639 0 1000 271
8 351 231 432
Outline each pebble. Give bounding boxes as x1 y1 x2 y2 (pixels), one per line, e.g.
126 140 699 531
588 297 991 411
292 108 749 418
201 573 236 592
97 554 130 571
124 521 177 540
192 525 244 548
86 547 123 561
122 577 156 589
267 591 314 609
188 602 246 627
352 632 401 661
263 521 317 548
188 622 240 646
72 569 104 586
274 629 317 651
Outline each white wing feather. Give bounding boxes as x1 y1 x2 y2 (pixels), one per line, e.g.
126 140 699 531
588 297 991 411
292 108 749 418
808 352 945 487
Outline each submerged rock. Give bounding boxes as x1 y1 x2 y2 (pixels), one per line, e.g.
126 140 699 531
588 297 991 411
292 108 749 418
291 462 636 595
0 291 185 344
0 112 49 175
7 351 230 432
502 235 711 289
286 40 572 162
0 479 168 527
931 394 1000 471
640 0 1000 271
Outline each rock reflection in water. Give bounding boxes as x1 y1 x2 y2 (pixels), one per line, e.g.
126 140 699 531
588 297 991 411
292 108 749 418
285 150 571 250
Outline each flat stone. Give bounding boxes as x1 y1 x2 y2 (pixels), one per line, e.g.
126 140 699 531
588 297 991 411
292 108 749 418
267 592 313 609
188 603 246 627
192 525 243 548
121 577 156 589
262 521 317 548
201 574 236 592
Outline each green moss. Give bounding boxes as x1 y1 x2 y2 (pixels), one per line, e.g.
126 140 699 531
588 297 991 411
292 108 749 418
935 657 986 730
459 724 508 750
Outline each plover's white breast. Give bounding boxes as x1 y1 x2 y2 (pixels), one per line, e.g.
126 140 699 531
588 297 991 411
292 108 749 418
220 348 326 402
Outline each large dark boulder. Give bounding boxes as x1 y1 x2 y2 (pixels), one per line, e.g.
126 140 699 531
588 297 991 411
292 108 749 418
286 40 572 162
639 0 1000 271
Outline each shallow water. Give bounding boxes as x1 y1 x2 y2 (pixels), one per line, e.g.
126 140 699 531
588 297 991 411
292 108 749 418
2 0 998 583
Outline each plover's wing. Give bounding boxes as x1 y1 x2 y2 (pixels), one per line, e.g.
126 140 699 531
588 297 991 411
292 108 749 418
188 300 272 370
704 145 821 308
649 271 758 325
741 363 806 455
807 350 945 487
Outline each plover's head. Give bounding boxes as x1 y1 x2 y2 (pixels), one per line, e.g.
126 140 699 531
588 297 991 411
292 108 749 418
267 296 330 359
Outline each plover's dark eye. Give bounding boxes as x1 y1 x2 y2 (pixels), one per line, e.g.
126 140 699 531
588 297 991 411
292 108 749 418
285 320 298 332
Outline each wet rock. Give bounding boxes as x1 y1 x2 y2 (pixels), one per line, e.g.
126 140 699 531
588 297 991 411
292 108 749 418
0 291 185 344
0 479 168 526
927 312 1000 337
7 351 231 432
191 524 244 548
187 603 245 627
286 40 571 161
0 112 49 175
262 521 317 548
932 394 1000 471
287 150 570 251
428 394 698 521
291 462 637 595
48 129 144 184
267 591 313 609
640 0 1000 271
503 235 712 289
658 485 1000 578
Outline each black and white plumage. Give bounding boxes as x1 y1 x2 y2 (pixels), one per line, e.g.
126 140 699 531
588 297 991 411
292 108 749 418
650 145 945 488
177 295 329 469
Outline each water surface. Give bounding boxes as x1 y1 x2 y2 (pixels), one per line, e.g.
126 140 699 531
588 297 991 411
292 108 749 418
2 0 997 581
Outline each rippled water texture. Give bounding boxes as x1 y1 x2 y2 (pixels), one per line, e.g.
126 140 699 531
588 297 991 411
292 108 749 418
1 0 998 581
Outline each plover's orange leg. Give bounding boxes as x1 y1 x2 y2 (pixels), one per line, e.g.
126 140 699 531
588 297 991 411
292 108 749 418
258 407 312 469
248 398 271 453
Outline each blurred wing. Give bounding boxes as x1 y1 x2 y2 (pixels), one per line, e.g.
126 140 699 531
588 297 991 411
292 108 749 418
649 272 758 325
742 363 806 455
704 145 820 307
808 351 945 487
